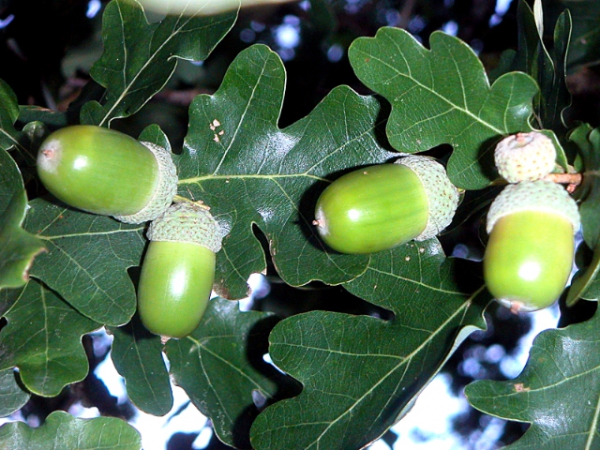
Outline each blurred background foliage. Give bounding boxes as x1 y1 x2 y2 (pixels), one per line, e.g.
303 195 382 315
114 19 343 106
0 0 599 448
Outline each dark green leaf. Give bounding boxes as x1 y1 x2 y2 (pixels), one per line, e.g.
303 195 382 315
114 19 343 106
465 307 600 449
24 198 145 326
251 242 490 450
166 297 289 449
559 0 600 70
109 314 173 416
0 280 99 396
569 124 600 248
0 149 46 290
0 368 29 418
177 44 396 298
511 1 572 143
82 0 237 126
348 27 539 190
0 79 22 153
0 410 141 450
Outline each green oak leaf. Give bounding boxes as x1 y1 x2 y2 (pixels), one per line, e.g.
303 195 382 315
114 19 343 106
251 241 490 450
166 297 295 449
0 368 30 418
0 280 100 397
81 0 237 126
565 124 600 305
465 307 600 449
0 149 46 290
348 27 539 190
0 78 23 153
559 0 600 69
177 44 397 298
509 0 572 144
0 410 141 450
24 198 145 326
109 313 173 416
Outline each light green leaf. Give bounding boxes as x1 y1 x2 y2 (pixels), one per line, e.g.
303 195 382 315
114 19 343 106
348 27 539 190
465 307 600 449
0 280 99 397
82 0 237 126
0 410 141 450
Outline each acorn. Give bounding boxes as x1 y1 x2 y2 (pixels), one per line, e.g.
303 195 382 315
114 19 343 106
313 155 460 254
37 125 177 224
484 181 580 313
137 201 223 339
494 132 557 183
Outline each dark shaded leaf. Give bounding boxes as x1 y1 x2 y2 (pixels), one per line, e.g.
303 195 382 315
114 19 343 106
251 241 490 449
166 297 289 449
109 314 173 416
82 0 237 126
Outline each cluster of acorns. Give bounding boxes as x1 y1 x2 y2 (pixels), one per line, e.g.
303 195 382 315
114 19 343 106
313 131 580 313
36 125 223 339
35 125 579 336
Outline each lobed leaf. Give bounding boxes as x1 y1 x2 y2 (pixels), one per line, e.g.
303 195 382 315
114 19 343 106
109 314 173 417
0 149 46 290
251 241 490 449
0 368 30 418
0 79 22 153
82 0 237 126
0 410 141 450
166 297 293 449
348 27 539 190
465 307 600 449
0 280 100 397
24 198 146 326
177 44 397 298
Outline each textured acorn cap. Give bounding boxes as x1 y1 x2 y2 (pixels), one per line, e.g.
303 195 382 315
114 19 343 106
147 201 223 253
494 132 557 183
395 155 460 241
486 180 580 235
114 141 178 224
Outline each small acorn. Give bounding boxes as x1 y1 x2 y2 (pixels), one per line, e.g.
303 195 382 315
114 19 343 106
313 155 460 254
137 201 223 339
37 125 177 223
494 132 557 183
484 180 580 313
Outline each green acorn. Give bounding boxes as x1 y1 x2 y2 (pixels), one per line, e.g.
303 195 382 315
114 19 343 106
137 201 223 339
313 155 460 254
484 181 580 313
494 131 557 183
37 125 177 223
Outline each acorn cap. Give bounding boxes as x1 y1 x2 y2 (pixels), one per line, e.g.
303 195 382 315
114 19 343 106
395 155 460 241
486 180 580 235
147 201 223 253
494 132 557 183
114 141 178 224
